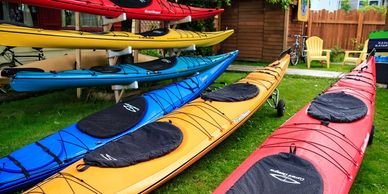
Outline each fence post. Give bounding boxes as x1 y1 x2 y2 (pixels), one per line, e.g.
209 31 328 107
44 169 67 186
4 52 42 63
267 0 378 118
307 10 312 37
385 11 388 30
356 12 364 44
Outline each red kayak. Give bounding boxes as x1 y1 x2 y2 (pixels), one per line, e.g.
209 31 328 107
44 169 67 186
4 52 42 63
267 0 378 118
214 53 376 194
6 0 223 21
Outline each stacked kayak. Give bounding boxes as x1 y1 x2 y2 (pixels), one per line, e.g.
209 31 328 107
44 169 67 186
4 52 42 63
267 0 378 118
0 51 108 79
0 52 157 85
24 50 290 194
0 24 234 50
5 0 223 21
0 50 238 193
10 52 233 92
214 53 376 194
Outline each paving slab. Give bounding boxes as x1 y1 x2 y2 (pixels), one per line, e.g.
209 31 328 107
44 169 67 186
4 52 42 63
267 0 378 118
227 65 344 78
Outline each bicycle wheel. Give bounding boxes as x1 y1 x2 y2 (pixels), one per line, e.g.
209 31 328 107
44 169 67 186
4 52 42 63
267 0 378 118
290 47 299 66
1 50 16 67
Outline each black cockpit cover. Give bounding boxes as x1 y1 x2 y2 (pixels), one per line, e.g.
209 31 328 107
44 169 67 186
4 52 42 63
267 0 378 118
83 122 183 167
227 153 323 194
90 66 121 73
201 83 259 102
133 57 177 71
77 96 147 138
307 92 368 123
139 28 169 37
110 0 152 8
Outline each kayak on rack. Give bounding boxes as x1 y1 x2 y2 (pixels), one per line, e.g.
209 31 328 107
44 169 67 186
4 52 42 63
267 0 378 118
4 0 223 21
0 50 239 194
0 51 157 84
0 23 234 50
10 52 233 92
0 51 108 79
214 51 376 194
24 49 290 194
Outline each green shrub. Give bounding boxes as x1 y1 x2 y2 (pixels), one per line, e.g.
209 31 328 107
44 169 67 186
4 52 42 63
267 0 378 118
331 45 345 62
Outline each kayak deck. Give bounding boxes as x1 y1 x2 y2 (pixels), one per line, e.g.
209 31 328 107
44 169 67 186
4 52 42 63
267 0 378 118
0 24 234 49
25 52 290 194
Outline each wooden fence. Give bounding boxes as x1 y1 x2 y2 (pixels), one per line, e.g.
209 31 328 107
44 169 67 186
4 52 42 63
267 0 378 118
307 10 386 50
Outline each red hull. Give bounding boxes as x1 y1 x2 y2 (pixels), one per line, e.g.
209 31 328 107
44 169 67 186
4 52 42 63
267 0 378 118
5 0 223 21
214 56 376 194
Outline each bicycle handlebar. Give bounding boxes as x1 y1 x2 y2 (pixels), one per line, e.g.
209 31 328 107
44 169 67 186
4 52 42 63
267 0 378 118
288 34 308 38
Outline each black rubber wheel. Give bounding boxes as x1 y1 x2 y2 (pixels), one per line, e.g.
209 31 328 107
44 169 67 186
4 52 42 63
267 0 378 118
368 125 375 146
302 56 307 63
290 50 299 66
276 99 285 117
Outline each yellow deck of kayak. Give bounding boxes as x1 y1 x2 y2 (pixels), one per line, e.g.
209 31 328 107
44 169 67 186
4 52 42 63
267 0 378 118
0 24 234 49
25 54 290 194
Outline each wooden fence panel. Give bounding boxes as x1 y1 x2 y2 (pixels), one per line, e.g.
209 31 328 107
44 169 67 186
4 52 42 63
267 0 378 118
307 10 385 50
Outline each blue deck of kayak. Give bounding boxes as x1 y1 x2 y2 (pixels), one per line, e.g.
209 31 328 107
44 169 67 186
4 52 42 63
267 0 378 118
11 54 230 92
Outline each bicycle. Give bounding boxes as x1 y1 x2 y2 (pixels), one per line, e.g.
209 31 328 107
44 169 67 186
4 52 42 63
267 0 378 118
0 46 45 68
289 34 308 66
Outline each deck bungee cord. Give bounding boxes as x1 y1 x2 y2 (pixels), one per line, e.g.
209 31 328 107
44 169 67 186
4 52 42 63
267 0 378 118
23 50 290 194
0 51 239 193
146 76 200 113
259 122 364 178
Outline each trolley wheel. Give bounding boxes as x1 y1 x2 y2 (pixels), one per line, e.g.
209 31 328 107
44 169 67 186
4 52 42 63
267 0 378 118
276 99 285 117
368 125 375 146
290 50 299 66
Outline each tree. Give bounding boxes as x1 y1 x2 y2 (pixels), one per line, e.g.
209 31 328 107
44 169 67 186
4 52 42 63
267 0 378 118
266 0 294 10
340 0 351 11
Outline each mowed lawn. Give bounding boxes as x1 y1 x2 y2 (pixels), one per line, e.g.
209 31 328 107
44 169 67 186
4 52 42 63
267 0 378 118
0 73 387 193
233 60 355 73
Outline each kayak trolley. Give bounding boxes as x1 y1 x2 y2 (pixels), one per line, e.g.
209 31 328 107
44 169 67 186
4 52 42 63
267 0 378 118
266 88 285 117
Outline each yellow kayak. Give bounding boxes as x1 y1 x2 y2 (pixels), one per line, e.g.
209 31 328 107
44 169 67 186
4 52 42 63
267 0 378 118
25 51 290 194
0 24 234 49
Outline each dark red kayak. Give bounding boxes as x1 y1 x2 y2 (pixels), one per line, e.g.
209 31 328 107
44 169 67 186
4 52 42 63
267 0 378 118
214 53 376 194
6 0 223 21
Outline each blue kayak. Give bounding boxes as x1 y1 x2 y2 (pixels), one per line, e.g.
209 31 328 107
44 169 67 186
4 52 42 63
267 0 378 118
0 50 239 193
11 53 232 92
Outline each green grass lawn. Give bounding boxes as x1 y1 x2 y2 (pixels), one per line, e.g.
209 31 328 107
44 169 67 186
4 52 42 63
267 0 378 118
0 73 387 193
233 60 355 73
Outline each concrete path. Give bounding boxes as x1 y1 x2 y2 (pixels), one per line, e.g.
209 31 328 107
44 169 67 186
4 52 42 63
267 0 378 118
227 65 344 78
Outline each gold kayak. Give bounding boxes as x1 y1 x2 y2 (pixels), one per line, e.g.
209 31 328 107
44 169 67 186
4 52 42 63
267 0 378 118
25 51 290 194
0 24 234 50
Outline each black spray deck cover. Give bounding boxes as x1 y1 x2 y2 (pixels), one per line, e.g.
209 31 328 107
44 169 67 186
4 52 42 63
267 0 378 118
201 83 260 102
227 153 323 194
82 122 183 168
1 67 44 77
133 57 177 71
77 96 147 138
139 28 169 37
89 66 121 73
307 92 368 123
110 0 152 8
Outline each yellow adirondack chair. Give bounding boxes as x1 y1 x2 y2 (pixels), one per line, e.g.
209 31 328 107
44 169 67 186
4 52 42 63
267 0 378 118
306 36 331 68
343 39 369 66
